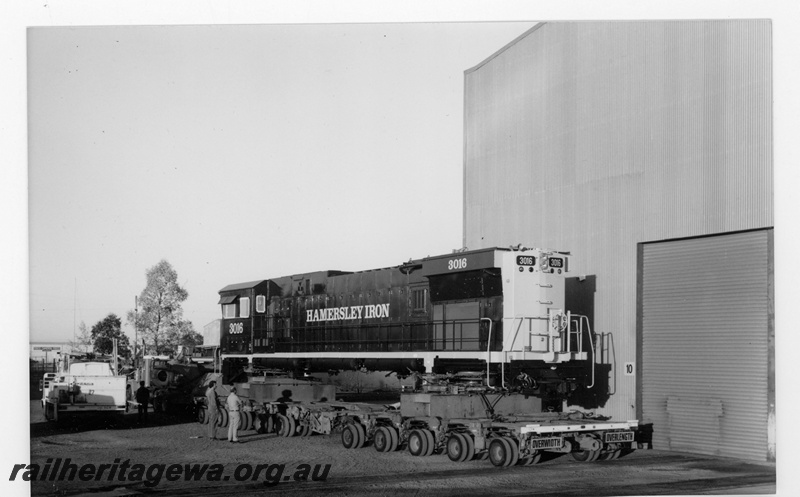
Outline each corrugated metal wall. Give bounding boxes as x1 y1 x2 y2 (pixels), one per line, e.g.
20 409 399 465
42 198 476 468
463 21 773 422
640 230 771 461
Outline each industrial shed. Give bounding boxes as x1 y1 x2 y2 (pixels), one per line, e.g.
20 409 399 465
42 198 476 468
463 21 773 461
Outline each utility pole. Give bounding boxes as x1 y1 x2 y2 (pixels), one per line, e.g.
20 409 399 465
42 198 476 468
134 295 138 360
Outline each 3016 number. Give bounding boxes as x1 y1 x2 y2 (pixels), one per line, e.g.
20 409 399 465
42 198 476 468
447 258 468 270
229 323 244 335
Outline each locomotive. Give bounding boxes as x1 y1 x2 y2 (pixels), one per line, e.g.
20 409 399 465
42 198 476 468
218 246 596 404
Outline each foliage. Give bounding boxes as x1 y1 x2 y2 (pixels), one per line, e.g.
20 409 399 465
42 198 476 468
90 314 132 358
68 321 93 354
127 260 198 356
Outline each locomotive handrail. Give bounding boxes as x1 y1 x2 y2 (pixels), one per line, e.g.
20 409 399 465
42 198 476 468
569 313 595 389
481 317 493 387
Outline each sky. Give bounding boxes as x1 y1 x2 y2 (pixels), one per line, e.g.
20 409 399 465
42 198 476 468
26 21 538 345
4 1 800 496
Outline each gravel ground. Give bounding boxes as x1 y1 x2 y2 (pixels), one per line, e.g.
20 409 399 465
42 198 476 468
26 401 776 497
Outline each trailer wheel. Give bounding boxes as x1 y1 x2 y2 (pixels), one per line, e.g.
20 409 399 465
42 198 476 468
197 407 206 424
422 429 435 456
407 429 428 457
598 449 621 461
297 423 311 437
571 448 601 462
506 438 520 466
276 414 295 437
217 409 229 428
446 434 465 462
462 433 476 461
488 438 509 467
258 414 274 434
489 437 518 467
387 426 399 452
354 422 366 448
520 452 542 466
374 426 391 452
240 411 251 431
342 423 362 449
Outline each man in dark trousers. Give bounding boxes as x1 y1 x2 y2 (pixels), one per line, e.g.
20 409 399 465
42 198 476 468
135 381 150 423
205 381 220 440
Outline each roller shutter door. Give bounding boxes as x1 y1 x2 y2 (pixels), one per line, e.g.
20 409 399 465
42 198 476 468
640 230 772 461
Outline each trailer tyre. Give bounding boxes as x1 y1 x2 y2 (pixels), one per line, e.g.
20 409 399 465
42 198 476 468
217 408 229 428
520 452 542 465
374 427 391 452
353 422 366 448
489 437 518 467
342 423 362 449
506 437 520 466
387 426 399 452
276 414 295 437
265 415 274 434
407 429 428 457
447 434 465 462
241 411 251 431
488 438 509 467
197 407 206 424
598 449 621 461
422 429 435 456
571 448 601 462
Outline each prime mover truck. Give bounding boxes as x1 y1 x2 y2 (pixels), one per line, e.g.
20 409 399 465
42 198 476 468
43 361 127 421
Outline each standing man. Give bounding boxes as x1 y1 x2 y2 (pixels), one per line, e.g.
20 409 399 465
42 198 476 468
135 381 150 423
227 386 242 443
205 380 219 440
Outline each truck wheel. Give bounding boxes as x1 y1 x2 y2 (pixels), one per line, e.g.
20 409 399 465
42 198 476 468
241 411 252 431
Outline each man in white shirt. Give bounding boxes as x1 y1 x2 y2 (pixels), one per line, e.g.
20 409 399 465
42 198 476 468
226 386 242 443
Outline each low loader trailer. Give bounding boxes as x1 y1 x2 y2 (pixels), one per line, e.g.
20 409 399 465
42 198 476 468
197 378 638 467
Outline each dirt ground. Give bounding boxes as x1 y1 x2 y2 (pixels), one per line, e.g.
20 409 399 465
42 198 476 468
25 401 776 497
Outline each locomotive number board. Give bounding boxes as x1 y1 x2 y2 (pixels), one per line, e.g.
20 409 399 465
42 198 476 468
516 255 536 266
422 250 497 275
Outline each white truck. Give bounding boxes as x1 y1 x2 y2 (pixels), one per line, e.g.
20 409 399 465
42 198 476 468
43 361 128 421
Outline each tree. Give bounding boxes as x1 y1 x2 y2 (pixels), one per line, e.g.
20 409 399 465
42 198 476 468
175 320 204 349
68 321 93 354
91 314 132 358
127 260 195 356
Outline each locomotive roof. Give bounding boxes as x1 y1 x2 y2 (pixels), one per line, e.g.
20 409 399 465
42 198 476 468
218 280 269 292
218 247 561 293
